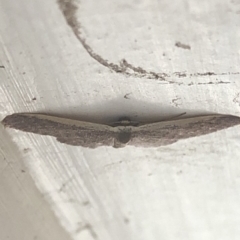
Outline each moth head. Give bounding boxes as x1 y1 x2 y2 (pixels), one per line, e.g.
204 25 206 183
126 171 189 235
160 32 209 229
111 117 139 127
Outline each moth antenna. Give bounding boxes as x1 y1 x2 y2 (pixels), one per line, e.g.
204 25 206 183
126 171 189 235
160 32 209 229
168 112 186 120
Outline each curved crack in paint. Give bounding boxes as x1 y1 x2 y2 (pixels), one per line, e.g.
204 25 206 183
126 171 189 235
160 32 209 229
57 0 239 85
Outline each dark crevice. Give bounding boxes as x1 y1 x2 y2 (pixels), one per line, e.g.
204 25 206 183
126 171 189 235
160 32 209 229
57 0 239 85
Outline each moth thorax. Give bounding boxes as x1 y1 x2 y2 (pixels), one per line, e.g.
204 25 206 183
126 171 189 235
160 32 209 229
117 130 131 144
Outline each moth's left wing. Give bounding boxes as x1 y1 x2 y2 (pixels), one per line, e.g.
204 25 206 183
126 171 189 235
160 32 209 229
2 113 117 148
129 114 240 147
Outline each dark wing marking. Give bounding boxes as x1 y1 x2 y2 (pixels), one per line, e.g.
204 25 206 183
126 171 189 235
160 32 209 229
2 113 117 148
129 115 240 147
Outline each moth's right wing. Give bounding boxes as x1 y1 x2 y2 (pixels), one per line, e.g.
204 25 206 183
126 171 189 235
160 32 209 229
129 114 240 147
2 113 118 148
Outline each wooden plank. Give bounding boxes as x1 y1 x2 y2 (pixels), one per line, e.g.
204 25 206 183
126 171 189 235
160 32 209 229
1 0 240 239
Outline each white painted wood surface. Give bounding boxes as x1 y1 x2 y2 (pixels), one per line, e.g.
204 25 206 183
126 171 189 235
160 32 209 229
1 0 240 239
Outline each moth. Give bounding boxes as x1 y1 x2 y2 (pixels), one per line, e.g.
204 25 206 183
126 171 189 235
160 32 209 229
2 113 240 148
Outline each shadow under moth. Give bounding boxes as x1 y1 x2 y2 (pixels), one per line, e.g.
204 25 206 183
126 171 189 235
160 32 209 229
2 113 240 148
